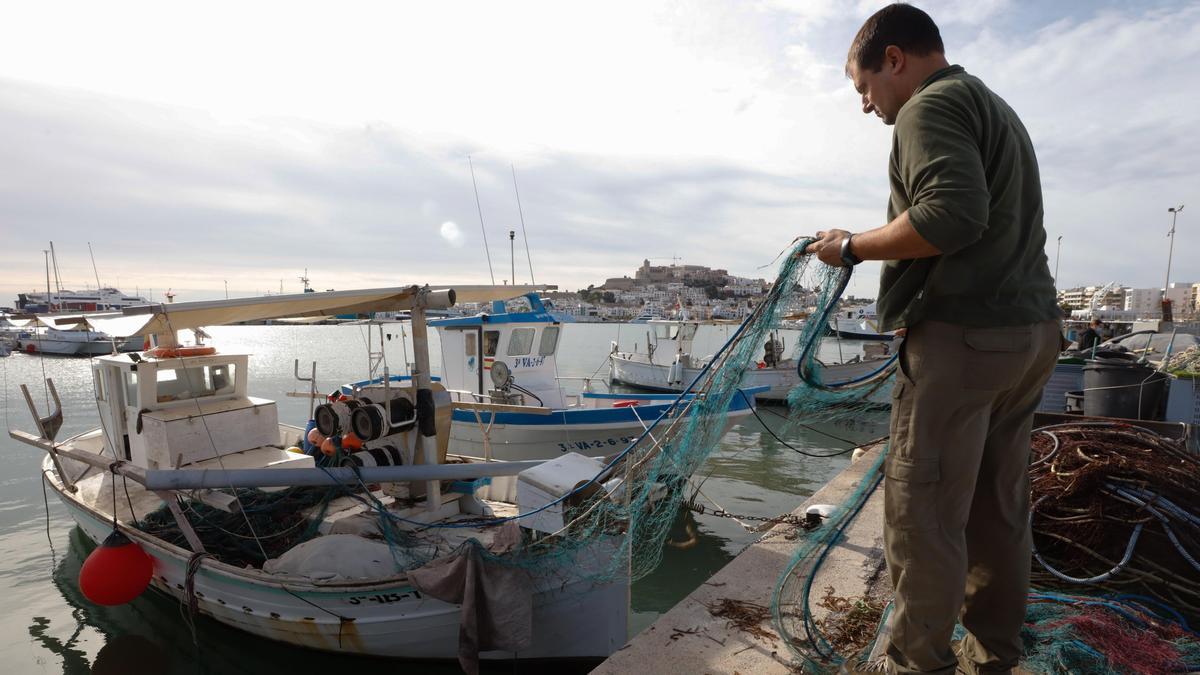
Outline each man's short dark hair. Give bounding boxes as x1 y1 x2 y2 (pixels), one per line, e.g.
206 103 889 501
847 4 944 74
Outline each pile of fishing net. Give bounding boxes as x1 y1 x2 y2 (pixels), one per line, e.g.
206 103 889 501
1029 422 1200 622
138 486 435 570
1165 344 1200 377
1020 592 1200 674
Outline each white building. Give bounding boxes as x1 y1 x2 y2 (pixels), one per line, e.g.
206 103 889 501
1125 288 1162 317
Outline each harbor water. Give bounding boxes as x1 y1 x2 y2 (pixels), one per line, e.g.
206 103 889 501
0 323 887 674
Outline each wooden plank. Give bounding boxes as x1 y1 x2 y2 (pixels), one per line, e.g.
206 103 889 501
9 430 148 484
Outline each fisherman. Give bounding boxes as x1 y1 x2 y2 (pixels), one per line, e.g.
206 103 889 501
1076 318 1103 353
805 5 1062 673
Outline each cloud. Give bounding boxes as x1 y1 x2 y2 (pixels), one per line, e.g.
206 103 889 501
0 1 1195 305
440 221 464 248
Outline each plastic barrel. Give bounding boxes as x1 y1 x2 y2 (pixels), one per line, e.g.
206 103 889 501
1082 352 1168 420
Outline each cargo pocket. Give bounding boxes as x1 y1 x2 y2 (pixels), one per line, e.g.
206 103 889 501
888 379 913 457
883 455 940 532
963 326 1032 390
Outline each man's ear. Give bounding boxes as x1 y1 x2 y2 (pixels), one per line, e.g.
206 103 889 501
884 45 905 74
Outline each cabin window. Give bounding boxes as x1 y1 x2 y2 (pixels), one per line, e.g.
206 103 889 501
94 373 106 401
483 330 500 357
465 332 477 357
156 363 237 402
538 326 559 356
124 371 139 404
507 328 535 356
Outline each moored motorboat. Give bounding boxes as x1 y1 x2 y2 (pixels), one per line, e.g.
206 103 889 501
327 294 764 462
11 285 639 669
610 318 895 404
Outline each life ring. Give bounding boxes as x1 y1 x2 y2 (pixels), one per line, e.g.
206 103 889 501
145 346 217 358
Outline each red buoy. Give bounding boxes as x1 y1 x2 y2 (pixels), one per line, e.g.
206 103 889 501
79 530 154 606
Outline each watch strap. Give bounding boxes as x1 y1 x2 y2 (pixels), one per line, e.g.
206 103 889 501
840 234 862 266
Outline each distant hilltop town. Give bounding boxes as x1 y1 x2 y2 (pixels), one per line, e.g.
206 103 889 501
1058 281 1199 322
541 259 818 322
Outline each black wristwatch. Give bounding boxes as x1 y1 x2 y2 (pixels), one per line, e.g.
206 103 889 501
840 233 862 266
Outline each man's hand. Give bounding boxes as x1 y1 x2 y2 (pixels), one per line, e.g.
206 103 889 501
804 229 852 267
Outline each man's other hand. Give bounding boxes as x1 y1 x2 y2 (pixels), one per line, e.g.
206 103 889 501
804 229 851 267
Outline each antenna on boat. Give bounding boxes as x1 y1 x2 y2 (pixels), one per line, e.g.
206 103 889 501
87 242 103 292
511 164 535 284
509 230 516 290
468 155 496 284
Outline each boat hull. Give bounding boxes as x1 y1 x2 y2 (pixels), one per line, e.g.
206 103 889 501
610 355 892 403
448 397 756 461
45 455 629 661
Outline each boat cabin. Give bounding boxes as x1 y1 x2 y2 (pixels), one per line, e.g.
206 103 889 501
90 349 303 471
431 294 566 408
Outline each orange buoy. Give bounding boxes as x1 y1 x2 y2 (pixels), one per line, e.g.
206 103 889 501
79 530 154 606
341 433 363 451
320 437 336 456
306 427 325 447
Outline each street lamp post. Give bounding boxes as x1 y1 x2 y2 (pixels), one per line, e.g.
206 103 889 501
1165 205 1184 291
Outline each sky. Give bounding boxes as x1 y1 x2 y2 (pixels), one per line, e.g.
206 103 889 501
1 0 1197 304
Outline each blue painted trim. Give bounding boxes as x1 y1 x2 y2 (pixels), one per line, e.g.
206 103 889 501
339 374 440 395
449 387 759 426
582 385 769 400
582 391 698 400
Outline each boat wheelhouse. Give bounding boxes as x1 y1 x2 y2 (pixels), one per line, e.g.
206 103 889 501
363 293 764 461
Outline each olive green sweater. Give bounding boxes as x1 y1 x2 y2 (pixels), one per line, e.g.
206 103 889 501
877 65 1060 331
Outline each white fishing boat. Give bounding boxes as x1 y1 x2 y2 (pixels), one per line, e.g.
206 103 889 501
10 285 638 669
828 302 895 341
610 319 896 403
326 294 764 462
14 322 141 356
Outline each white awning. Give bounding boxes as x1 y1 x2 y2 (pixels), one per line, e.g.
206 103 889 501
44 284 552 336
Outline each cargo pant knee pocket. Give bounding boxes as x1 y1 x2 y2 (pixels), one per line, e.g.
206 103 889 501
883 456 941 533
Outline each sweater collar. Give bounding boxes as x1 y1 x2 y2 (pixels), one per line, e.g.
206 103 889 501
914 64 965 96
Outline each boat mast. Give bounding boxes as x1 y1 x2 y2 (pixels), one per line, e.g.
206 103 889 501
43 249 52 312
49 242 63 298
88 242 103 295
469 156 496 285
511 164 535 285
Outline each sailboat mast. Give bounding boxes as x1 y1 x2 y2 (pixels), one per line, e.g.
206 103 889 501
88 241 103 292
43 249 52 312
49 241 63 295
468 156 496 285
511 165 535 285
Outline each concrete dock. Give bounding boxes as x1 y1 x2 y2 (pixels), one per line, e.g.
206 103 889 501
594 444 890 674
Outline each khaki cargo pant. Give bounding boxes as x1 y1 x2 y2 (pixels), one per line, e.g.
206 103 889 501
884 319 1060 674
